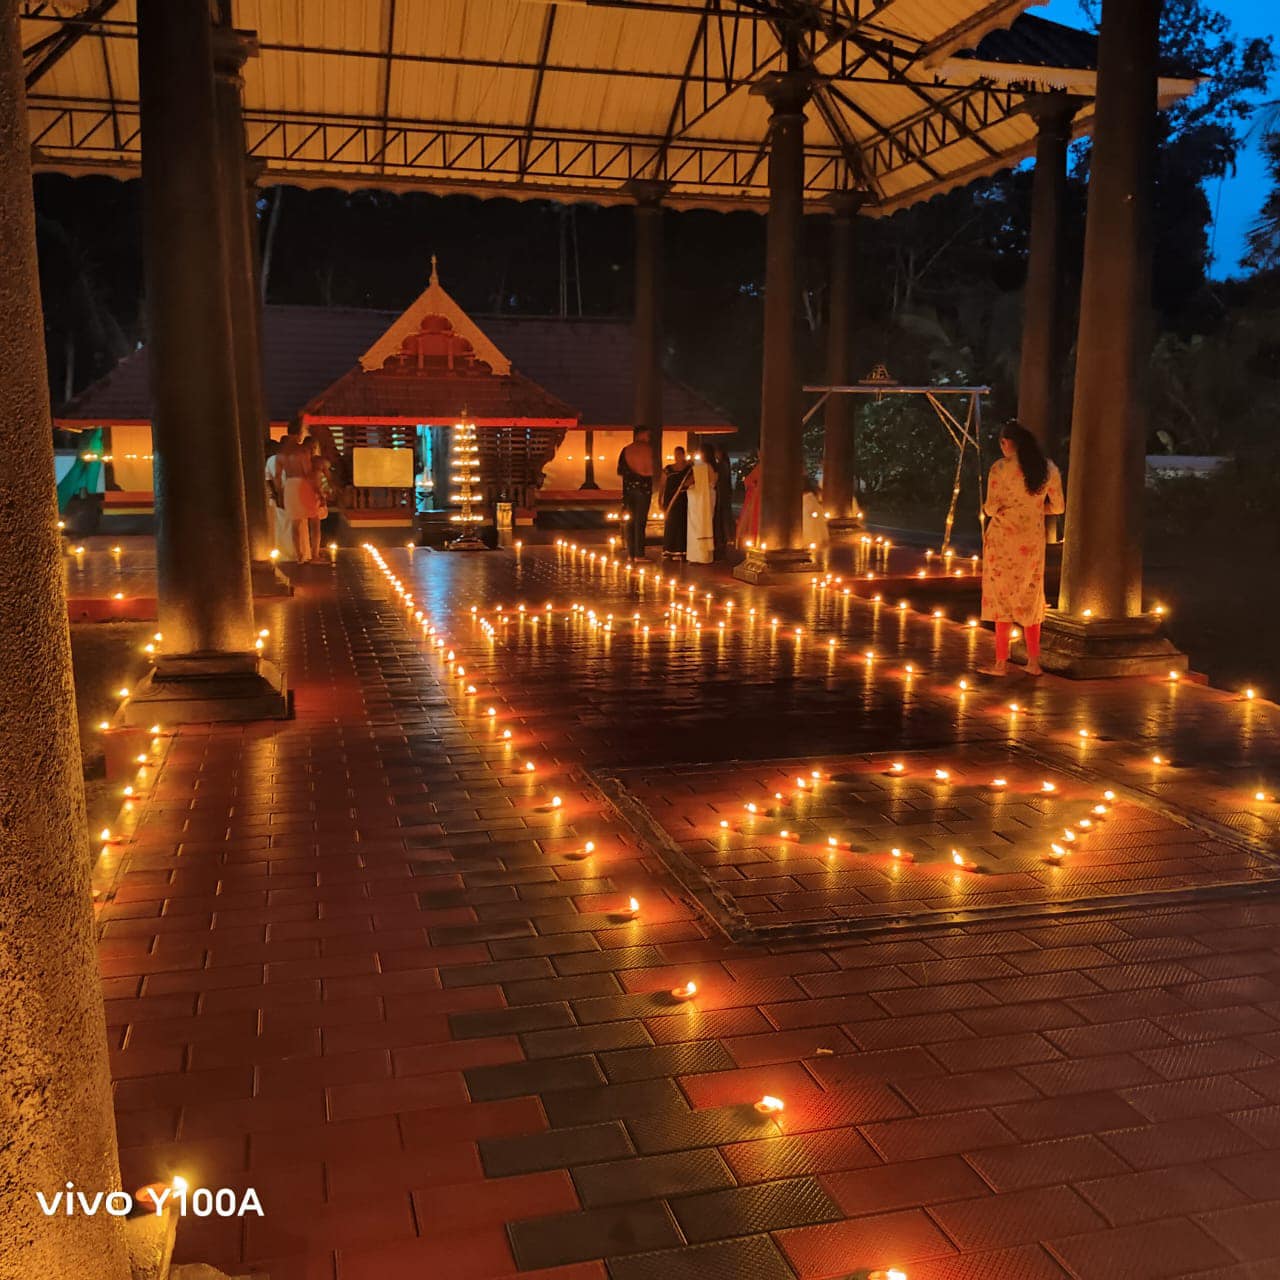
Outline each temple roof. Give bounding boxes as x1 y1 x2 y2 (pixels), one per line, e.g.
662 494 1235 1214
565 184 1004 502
21 4 1195 215
57 305 736 432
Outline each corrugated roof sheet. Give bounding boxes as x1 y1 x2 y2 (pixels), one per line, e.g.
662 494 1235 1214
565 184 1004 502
24 1 1110 213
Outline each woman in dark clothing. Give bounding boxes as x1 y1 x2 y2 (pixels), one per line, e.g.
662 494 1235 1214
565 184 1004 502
706 443 735 560
661 445 691 559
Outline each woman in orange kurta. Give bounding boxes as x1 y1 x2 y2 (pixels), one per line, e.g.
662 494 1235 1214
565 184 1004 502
980 420 1064 676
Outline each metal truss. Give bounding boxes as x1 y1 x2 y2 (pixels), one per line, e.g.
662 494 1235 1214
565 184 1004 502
21 0 1039 209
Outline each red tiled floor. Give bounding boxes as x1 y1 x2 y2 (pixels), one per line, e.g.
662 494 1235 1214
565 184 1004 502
93 545 1280 1277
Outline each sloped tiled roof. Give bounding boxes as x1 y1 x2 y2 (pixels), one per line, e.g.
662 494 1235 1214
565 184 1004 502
58 305 735 432
303 366 578 426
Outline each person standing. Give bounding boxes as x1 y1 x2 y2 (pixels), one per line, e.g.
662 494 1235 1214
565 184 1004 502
685 447 717 565
305 437 335 561
802 477 830 550
616 427 654 560
981 419 1065 676
661 445 691 560
709 443 735 561
736 458 761 547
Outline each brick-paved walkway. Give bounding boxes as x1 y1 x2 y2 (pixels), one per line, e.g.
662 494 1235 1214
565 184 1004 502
98 544 1280 1280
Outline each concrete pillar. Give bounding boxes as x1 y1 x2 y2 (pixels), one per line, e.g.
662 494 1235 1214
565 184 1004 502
213 25 273 565
0 5 130 1276
821 193 864 527
1041 0 1185 677
735 68 816 583
1017 92 1081 454
627 180 667 481
132 0 287 720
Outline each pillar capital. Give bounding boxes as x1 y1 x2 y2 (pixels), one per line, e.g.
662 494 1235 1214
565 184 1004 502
622 178 670 208
751 68 818 117
825 189 868 219
211 25 258 81
1017 90 1087 139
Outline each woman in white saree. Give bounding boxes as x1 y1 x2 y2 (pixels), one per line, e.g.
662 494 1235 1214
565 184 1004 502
685 450 717 565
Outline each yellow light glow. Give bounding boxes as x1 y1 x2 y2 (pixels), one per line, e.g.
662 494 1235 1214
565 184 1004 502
754 1095 785 1114
672 981 697 1000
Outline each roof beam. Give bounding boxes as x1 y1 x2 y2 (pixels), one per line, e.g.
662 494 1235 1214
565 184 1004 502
519 4 558 178
849 34 1001 159
24 0 118 90
378 0 397 173
647 3 710 179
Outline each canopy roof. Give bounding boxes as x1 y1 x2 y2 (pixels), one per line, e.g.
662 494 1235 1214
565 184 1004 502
21 2 1196 215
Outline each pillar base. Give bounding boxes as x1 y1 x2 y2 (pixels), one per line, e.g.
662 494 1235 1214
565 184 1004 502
117 652 290 725
732 547 816 583
124 1202 177 1280
251 559 293 597
826 515 865 533
1039 610 1188 679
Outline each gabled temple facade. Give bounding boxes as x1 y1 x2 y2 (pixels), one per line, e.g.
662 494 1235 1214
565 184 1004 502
58 264 736 528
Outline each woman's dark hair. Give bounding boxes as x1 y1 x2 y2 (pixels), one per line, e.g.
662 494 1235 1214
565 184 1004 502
1000 419 1049 494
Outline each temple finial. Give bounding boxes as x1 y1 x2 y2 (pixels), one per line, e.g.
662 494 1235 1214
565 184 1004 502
429 254 439 285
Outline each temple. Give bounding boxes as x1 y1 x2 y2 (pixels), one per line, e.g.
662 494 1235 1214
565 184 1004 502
58 263 736 531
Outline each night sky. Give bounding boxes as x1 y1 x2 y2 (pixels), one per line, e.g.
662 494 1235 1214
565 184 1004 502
1040 0 1278 278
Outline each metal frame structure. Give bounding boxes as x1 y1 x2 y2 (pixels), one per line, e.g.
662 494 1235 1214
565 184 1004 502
18 0 1113 213
804 381 989 550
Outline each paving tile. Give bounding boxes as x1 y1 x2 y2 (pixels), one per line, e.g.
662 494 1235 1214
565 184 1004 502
862 1109 1017 1162
480 1123 635 1178
541 1078 690 1128
928 1185 1105 1252
1119 1076 1266 1123
598 1039 735 1084
822 1156 988 1216
670 1175 843 1242
963 1135 1128 1193
777 1209 958 1277
1046 1217 1236 1279
412 1170 580 1231
626 1104 775 1155
903 1243 1071 1279
336 1225 516 1280
571 1149 734 1207
719 1126 882 1184
1075 1166 1246 1226
1100 1116 1261 1171
464 1056 606 1102
507 1202 681 1270
604 1235 796 1280
994 1092 1149 1141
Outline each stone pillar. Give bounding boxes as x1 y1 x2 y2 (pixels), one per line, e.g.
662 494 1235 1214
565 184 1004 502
1041 0 1184 677
132 0 287 720
212 25 274 569
626 180 667 482
821 193 864 528
1017 93 1081 454
0 6 130 1277
735 68 816 583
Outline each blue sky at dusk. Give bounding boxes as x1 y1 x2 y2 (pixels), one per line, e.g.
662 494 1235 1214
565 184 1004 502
1038 0 1278 277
